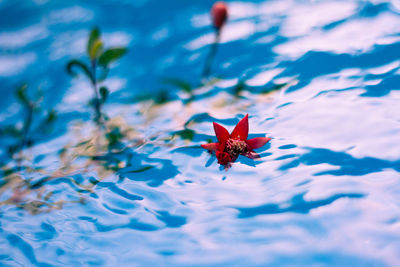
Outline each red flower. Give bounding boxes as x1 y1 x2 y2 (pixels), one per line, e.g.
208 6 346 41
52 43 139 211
211 2 228 30
201 114 271 167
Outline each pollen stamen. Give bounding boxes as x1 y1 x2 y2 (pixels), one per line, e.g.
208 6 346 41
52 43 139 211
225 138 247 156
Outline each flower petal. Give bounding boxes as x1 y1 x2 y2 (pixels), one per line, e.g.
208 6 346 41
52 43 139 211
216 151 232 165
201 143 219 151
246 137 271 149
244 150 260 159
231 114 249 140
213 122 230 144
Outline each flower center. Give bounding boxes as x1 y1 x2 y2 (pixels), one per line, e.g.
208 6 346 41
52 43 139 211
225 138 248 156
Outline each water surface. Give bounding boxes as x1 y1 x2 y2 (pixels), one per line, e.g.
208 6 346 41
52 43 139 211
1 0 400 266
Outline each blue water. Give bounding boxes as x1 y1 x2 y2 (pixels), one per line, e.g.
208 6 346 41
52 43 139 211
1 0 400 266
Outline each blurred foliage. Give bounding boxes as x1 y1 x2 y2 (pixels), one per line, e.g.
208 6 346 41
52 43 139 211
66 27 127 124
0 84 57 163
0 84 61 214
173 129 195 141
163 78 193 94
0 116 151 214
0 25 132 213
0 170 84 215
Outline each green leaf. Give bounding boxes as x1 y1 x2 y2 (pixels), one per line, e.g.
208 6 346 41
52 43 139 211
26 138 35 148
2 168 15 177
163 78 192 93
16 84 29 106
46 109 57 124
89 176 100 185
8 144 19 156
66 59 95 84
174 129 195 141
106 127 123 147
0 125 21 137
154 90 170 104
233 80 246 95
89 39 103 60
98 48 127 67
87 27 101 58
99 86 109 104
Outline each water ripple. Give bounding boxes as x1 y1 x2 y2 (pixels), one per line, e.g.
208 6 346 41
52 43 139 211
6 233 52 267
236 192 365 218
279 147 400 175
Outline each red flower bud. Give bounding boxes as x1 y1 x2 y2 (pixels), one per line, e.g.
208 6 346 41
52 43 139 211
211 2 228 30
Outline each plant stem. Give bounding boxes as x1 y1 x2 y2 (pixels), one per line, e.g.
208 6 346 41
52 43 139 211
201 29 221 84
17 102 34 170
91 60 102 124
21 104 33 150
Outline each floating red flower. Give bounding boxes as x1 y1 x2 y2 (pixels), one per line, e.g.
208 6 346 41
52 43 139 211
201 114 271 168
